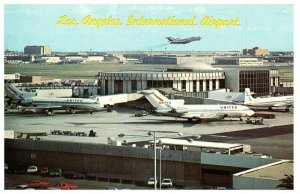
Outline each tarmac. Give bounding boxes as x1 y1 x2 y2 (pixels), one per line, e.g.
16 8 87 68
4 107 294 159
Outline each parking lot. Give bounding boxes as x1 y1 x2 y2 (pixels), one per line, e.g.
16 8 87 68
5 173 155 190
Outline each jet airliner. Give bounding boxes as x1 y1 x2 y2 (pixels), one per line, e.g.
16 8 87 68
166 36 201 44
5 84 106 115
140 90 255 122
243 88 294 111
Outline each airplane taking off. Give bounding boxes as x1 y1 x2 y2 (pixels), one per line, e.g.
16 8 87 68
140 90 255 122
243 88 294 112
166 36 201 44
5 84 106 115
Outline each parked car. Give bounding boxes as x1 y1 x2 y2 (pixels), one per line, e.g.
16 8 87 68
27 166 38 173
20 180 49 188
135 111 148 117
161 179 173 187
16 185 35 190
40 167 49 175
49 169 62 177
46 182 77 190
64 171 85 179
147 177 158 186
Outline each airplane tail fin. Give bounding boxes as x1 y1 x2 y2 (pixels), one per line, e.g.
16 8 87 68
5 84 35 100
244 88 255 103
5 84 24 100
139 90 173 110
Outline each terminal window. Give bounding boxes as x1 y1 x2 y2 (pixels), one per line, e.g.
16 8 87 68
131 80 137 92
114 80 123 94
239 70 270 96
181 80 186 91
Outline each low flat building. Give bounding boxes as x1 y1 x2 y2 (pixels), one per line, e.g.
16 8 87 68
243 47 270 56
154 138 250 155
4 73 20 83
233 160 293 190
82 56 104 63
214 57 264 67
5 55 35 64
64 56 84 64
17 76 54 84
142 55 214 65
38 56 62 64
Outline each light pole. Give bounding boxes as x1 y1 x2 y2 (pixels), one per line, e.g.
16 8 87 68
115 131 183 190
159 148 162 190
148 131 157 190
148 131 183 190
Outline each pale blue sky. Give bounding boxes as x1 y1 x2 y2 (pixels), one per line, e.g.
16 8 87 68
4 4 293 52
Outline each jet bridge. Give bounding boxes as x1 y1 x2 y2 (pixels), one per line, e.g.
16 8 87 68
95 93 143 106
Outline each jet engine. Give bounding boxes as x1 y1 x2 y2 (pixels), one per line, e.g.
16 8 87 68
20 99 33 105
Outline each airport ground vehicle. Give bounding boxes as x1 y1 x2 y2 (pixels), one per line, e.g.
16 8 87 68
40 167 49 175
147 178 158 186
135 110 148 117
161 179 173 187
27 166 38 173
246 117 264 125
49 169 62 177
46 182 77 190
19 180 49 188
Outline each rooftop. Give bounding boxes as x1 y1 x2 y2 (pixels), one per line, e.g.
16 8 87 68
234 160 293 180
154 138 244 150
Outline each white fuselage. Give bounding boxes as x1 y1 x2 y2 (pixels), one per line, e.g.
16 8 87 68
5 83 105 112
29 96 104 111
244 96 294 107
157 104 255 119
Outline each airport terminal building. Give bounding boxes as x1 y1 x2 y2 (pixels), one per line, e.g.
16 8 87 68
97 63 226 95
96 62 280 96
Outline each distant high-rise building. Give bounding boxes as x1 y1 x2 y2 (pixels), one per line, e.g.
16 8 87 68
243 47 269 56
24 45 51 55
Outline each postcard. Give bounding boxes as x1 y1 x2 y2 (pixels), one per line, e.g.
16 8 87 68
3 2 295 190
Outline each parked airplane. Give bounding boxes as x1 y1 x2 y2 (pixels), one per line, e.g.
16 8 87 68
140 90 255 122
5 84 106 115
243 88 294 112
166 36 201 44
